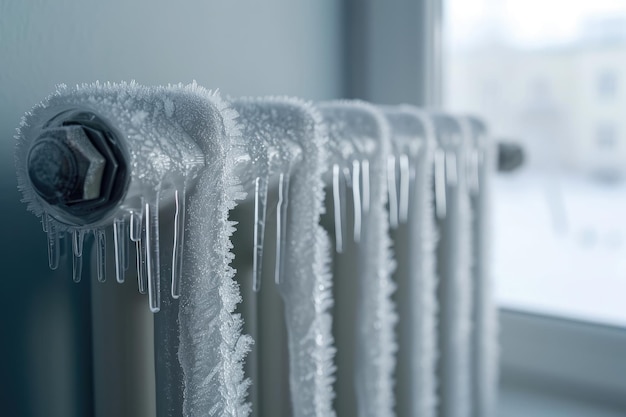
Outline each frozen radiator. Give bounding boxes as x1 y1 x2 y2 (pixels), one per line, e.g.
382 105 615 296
14 82 497 417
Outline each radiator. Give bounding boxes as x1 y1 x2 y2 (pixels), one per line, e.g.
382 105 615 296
14 82 497 417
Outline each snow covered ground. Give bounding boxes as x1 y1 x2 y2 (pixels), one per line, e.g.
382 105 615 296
492 171 626 327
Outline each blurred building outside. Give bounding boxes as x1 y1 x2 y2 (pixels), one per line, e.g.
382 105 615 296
449 15 626 179
445 6 626 326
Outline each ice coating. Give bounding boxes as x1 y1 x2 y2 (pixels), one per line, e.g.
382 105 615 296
251 176 269 292
46 218 61 270
332 163 347 252
398 154 410 224
352 160 362 242
163 86 252 417
15 82 253 416
14 81 496 417
319 101 397 417
232 97 337 417
435 148 447 219
275 172 290 283
113 217 130 283
171 187 186 298
383 106 439 417
143 198 160 312
95 229 107 283
71 229 85 282
14 81 207 311
462 117 498 417
72 251 83 283
227 98 302 293
15 81 205 225
431 114 473 417
136 210 148 296
387 155 399 229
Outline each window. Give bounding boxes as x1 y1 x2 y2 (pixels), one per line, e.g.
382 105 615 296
444 0 626 328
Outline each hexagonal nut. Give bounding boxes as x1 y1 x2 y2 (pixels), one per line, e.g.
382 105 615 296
64 126 108 201
27 126 107 205
75 124 120 209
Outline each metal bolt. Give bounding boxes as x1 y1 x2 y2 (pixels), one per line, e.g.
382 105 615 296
66 126 107 201
28 126 107 205
27 137 78 204
27 110 128 224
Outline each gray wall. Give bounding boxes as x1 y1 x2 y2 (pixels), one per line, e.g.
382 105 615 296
0 2 344 416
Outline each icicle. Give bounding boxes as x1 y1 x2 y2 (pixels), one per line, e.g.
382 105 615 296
362 159 370 214
41 213 49 233
398 154 410 224
333 164 345 253
275 172 290 285
129 205 143 242
95 229 106 282
468 149 480 194
144 197 161 313
171 188 186 299
387 155 399 228
70 229 84 283
132 204 147 294
46 221 60 270
114 218 129 284
435 148 447 219
446 151 458 186
352 160 362 242
252 177 269 292
72 253 83 283
136 239 147 294
72 230 84 257
343 165 352 187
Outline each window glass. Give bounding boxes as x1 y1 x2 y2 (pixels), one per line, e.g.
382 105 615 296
445 0 626 327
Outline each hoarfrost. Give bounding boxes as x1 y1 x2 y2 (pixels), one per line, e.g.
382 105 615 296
233 97 337 417
319 100 397 417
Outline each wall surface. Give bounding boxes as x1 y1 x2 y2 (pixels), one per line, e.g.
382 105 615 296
0 2 344 416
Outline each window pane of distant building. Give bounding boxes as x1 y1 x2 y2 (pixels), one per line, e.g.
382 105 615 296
444 0 626 327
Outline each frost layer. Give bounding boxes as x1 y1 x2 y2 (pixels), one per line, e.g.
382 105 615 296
319 100 398 417
171 85 253 417
383 105 439 417
463 117 498 417
432 113 473 417
233 97 337 417
15 82 254 417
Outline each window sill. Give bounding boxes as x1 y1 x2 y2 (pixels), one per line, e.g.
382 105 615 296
499 379 624 417
498 309 626 415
